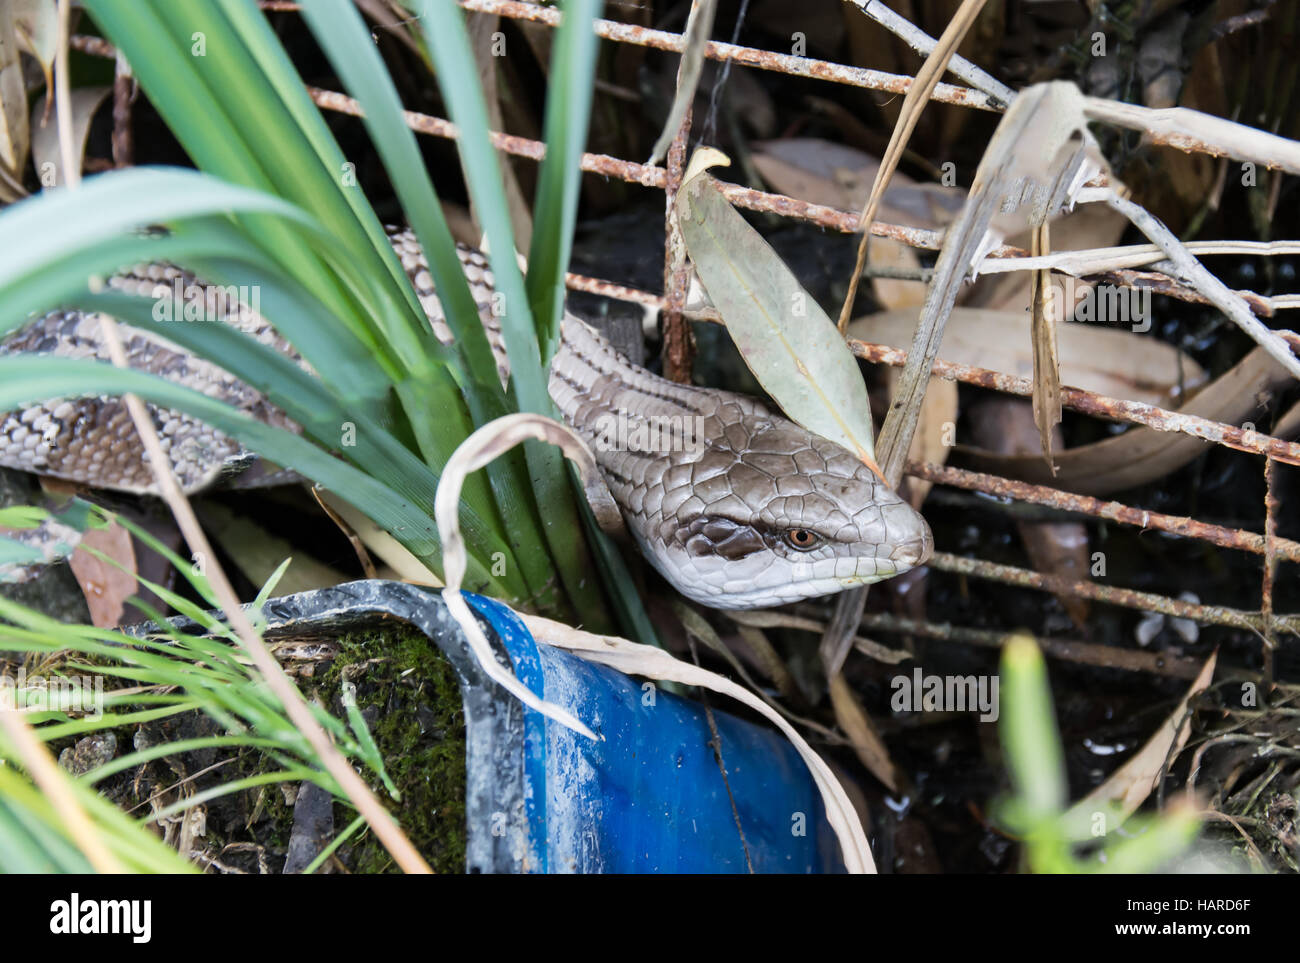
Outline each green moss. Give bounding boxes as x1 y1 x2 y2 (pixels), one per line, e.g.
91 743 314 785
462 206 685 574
316 625 467 874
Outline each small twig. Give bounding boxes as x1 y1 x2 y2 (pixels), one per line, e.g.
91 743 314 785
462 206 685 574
0 687 124 873
646 0 716 166
110 48 133 168
846 0 1015 107
1101 188 1300 381
835 0 991 335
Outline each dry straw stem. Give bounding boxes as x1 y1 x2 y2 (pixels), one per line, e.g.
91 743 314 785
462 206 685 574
646 0 716 167
0 689 125 873
847 0 1015 106
1095 188 1300 381
50 0 432 875
835 0 991 334
434 412 612 741
1029 219 1061 466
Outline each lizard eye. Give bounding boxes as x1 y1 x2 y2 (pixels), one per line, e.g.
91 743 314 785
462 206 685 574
785 529 821 551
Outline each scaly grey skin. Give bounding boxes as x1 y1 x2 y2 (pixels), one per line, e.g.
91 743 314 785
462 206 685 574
0 228 932 608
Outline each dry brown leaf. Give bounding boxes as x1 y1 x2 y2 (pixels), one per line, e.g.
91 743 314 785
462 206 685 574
751 138 962 228
836 0 993 332
67 519 136 628
851 306 1207 407
1029 220 1061 469
31 85 109 187
1064 652 1216 831
960 345 1291 495
315 489 441 586
889 366 957 509
871 238 929 311
829 672 899 792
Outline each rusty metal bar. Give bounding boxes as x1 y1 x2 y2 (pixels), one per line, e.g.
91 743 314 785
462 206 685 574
661 68 695 384
852 612 1206 679
929 551 1298 634
909 461 1300 562
1263 458 1281 676
460 0 1002 111
850 337 1300 466
71 35 1279 318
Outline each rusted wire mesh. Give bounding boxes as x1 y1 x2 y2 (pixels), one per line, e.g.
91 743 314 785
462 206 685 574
72 1 1297 668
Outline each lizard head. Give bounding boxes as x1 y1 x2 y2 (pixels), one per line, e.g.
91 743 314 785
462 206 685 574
637 408 932 610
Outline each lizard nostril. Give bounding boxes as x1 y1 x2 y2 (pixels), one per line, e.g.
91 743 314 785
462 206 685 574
905 525 934 567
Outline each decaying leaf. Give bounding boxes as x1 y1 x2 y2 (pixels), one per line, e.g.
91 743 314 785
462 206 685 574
750 138 963 228
888 365 957 509
31 85 110 187
315 487 441 586
1029 220 1061 469
0 0 31 201
13 0 57 88
67 518 137 628
968 397 1091 627
1063 652 1216 835
960 345 1291 495
829 672 899 792
676 171 880 469
851 306 1206 408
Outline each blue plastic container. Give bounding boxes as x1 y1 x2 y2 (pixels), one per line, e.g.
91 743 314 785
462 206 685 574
250 580 845 873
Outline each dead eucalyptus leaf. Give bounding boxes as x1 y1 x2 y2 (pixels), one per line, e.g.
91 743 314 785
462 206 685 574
1029 221 1061 468
851 307 1207 408
314 489 441 586
889 367 957 509
829 672 900 792
0 1 31 201
677 173 878 467
872 239 930 311
959 345 1291 495
67 519 136 628
31 85 110 187
968 398 1090 626
13 0 57 87
750 138 963 228
1062 652 1215 836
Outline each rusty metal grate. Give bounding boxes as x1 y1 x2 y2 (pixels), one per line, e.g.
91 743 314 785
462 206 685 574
72 1 1298 671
